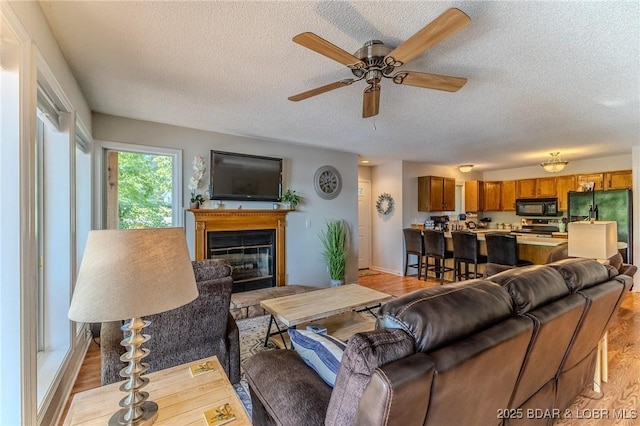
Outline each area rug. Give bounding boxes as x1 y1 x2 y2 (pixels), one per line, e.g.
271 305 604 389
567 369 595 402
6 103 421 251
233 315 278 418
358 269 381 277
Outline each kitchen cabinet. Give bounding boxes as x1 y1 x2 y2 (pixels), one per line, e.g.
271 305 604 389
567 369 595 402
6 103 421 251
501 180 516 211
516 179 537 198
464 181 484 212
555 175 576 211
576 173 604 191
484 181 502 211
604 170 632 190
536 177 557 197
418 176 456 211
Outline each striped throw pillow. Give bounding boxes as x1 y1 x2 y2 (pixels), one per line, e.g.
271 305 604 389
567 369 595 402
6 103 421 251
288 329 346 387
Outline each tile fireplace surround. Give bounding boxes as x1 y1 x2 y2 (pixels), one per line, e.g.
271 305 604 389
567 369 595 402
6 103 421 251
189 209 290 287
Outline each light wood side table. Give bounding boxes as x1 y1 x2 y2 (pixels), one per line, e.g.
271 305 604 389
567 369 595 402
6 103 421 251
63 356 251 425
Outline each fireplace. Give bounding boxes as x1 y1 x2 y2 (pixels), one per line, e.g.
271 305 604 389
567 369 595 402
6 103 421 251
208 229 275 292
189 209 289 290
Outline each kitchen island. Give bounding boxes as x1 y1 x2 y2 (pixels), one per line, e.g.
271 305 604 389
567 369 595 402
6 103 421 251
410 225 567 271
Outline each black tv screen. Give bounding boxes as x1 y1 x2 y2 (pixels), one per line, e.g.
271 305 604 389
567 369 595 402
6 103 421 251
209 150 282 201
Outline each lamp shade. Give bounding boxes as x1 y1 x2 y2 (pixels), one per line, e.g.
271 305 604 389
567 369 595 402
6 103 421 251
69 228 198 322
567 221 618 260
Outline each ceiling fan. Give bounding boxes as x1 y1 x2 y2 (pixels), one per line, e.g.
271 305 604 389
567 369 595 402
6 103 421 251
288 8 471 118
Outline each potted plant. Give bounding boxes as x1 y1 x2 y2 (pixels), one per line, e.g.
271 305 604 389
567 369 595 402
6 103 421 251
281 189 301 210
190 193 205 209
319 219 349 287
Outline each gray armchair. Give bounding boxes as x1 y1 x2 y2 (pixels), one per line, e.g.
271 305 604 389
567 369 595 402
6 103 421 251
101 259 240 385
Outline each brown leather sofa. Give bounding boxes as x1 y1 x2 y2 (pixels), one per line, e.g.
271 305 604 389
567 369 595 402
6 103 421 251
244 258 631 426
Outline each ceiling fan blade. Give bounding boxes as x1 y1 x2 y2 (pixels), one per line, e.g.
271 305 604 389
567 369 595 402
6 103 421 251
384 8 471 67
288 79 356 102
362 85 380 118
392 71 467 92
293 32 365 69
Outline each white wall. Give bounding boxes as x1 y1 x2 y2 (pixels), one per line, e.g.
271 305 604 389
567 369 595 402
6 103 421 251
8 1 91 134
370 161 404 275
92 113 359 287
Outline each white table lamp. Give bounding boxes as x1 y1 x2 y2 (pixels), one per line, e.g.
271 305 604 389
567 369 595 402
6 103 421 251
567 221 618 260
69 228 198 425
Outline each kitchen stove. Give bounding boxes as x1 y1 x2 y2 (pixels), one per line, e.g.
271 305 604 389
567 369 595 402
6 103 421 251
511 219 559 237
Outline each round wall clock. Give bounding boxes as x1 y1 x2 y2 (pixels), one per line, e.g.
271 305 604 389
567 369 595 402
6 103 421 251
314 165 342 200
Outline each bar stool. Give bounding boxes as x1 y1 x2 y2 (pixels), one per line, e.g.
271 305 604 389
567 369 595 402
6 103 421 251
423 229 455 285
485 233 534 267
452 231 487 281
403 228 425 279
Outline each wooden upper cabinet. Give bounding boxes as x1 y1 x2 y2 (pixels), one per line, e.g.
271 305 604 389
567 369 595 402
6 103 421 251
418 176 456 212
516 179 536 198
576 173 604 191
556 175 576 211
604 170 632 190
464 181 484 212
484 181 502 211
501 180 516 211
536 177 557 198
443 177 456 211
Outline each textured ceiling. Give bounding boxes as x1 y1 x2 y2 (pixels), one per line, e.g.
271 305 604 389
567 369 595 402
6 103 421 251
39 1 639 171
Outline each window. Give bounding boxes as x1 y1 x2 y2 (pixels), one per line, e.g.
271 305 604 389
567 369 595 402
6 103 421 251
99 142 182 229
35 101 74 408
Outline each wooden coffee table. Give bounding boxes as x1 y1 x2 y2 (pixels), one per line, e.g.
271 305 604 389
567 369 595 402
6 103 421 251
63 356 250 425
260 284 393 348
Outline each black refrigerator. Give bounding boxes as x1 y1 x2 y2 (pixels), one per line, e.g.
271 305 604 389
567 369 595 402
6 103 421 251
567 189 633 263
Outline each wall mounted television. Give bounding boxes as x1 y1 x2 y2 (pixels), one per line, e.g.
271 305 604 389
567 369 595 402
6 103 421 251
209 150 282 201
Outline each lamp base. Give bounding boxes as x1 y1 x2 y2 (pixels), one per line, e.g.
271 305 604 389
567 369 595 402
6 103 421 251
108 401 158 426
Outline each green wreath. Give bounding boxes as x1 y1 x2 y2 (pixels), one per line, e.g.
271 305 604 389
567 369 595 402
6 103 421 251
376 193 395 215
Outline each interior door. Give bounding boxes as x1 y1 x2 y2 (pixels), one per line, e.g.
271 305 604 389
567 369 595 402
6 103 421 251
358 180 371 269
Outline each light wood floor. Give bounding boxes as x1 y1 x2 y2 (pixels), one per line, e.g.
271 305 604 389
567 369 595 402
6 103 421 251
60 272 639 425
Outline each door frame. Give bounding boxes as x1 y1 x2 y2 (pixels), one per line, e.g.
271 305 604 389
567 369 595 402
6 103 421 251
358 179 372 270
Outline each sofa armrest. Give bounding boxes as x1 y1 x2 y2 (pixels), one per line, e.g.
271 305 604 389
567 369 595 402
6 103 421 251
101 321 124 386
354 353 435 426
226 312 240 384
244 349 332 426
619 263 637 277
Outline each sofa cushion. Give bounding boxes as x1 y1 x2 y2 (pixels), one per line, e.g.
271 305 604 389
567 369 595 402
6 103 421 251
546 258 616 292
325 329 414 426
487 265 570 314
288 329 345 387
377 280 513 352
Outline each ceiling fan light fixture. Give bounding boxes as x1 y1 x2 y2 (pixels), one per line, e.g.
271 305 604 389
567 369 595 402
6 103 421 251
458 164 474 173
541 152 568 173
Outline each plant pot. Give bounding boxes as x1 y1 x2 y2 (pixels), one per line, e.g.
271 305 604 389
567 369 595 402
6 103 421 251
330 279 344 287
190 201 200 209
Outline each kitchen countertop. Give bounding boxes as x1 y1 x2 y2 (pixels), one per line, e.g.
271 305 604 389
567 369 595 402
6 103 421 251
412 225 567 247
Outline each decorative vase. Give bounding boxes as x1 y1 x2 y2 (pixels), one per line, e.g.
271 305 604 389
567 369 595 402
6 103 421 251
190 201 200 209
330 279 344 287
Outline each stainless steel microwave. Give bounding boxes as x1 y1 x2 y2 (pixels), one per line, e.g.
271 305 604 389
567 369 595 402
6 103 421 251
515 198 560 217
